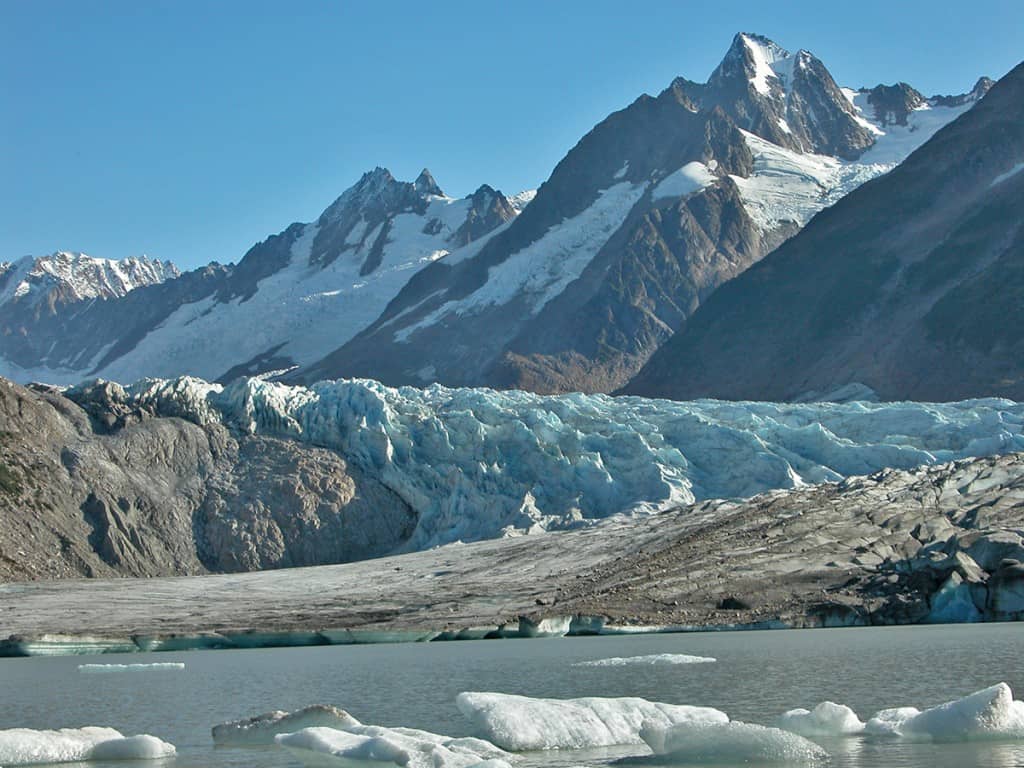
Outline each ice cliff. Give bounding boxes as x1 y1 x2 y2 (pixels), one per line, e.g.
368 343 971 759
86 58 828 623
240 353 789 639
69 376 1024 552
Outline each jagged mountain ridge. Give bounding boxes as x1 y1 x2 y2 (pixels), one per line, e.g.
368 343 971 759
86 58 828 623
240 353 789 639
0 33 989 393
298 33 989 393
0 169 521 384
624 61 1024 402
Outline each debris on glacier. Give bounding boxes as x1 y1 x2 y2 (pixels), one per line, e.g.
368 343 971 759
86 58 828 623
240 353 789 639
455 692 727 751
0 726 175 765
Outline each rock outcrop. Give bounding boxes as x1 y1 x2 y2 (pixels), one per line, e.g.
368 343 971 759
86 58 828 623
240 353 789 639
0 378 413 581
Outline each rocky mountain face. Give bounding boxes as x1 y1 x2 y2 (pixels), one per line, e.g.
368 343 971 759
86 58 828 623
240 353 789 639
298 34 987 393
0 377 413 581
625 62 1024 402
0 170 519 385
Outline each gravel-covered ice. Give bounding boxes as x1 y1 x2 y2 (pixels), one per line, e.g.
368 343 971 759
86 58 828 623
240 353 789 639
212 705 360 745
572 653 716 667
0 726 175 765
639 720 828 763
455 692 727 751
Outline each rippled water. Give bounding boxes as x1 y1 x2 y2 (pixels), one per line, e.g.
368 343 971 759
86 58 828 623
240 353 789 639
2 623 1023 767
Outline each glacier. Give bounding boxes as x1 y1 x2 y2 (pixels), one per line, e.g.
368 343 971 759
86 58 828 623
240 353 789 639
79 375 1024 552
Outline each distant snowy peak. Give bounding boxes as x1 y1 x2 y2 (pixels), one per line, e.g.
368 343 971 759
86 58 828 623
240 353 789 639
309 167 517 270
0 251 179 309
695 32 874 160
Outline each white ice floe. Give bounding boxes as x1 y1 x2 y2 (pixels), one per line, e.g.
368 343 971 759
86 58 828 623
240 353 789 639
865 682 1024 742
212 705 360 745
275 725 509 768
455 692 727 751
78 662 184 673
776 701 865 737
0 726 175 765
572 653 716 667
640 720 828 763
91 375 1024 552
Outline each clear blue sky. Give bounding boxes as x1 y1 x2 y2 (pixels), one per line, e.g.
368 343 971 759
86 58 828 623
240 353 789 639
3 1 1021 270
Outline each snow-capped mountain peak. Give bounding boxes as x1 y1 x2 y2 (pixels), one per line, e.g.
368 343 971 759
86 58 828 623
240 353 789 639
0 251 179 309
414 168 444 198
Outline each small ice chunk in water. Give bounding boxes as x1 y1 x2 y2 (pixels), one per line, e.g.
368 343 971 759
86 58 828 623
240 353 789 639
275 725 508 768
213 705 361 744
0 726 175 765
865 682 1024 741
573 653 716 667
640 721 828 763
455 692 728 751
78 662 185 673
776 701 865 736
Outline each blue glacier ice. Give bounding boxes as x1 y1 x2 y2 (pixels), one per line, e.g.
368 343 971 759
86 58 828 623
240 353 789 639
80 376 1024 551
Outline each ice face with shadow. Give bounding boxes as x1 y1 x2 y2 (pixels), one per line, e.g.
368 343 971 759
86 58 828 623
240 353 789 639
213 705 360 745
275 725 510 768
455 692 727 751
865 683 1024 742
638 720 828 764
85 375 1024 551
0 726 175 765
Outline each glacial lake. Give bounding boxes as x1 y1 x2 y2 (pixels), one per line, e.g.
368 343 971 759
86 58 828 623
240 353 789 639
2 623 1023 768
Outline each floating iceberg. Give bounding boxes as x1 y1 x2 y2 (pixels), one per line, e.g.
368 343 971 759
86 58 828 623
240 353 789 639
0 726 175 765
213 705 360 745
573 653 716 667
776 701 865 736
640 721 828 763
275 725 509 768
455 692 727 751
74 375 1024 551
865 682 1024 741
78 662 184 673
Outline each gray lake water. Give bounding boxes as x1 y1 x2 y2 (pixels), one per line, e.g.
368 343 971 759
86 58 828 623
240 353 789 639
2 623 1023 767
